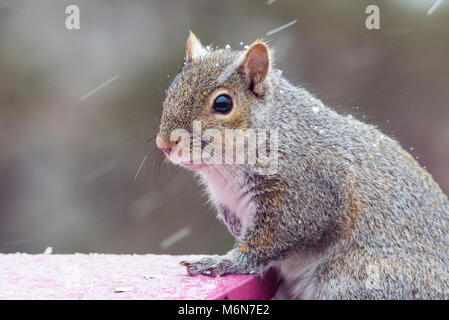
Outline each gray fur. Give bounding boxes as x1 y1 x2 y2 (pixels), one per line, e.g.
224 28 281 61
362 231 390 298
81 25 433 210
159 39 449 299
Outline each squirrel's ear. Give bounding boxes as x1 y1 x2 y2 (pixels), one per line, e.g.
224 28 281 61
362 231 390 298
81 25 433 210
239 41 270 96
186 31 207 63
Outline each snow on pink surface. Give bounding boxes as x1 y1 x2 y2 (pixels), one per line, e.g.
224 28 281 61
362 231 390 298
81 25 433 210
0 253 276 300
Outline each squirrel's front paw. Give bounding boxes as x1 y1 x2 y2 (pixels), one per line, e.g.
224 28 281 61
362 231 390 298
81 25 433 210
180 256 243 277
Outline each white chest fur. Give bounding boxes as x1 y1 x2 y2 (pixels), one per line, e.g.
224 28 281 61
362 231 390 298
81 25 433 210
199 165 256 236
272 249 322 300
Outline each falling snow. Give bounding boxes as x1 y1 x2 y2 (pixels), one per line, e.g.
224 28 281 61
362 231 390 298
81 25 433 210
427 0 444 15
266 19 298 36
160 227 192 249
79 75 119 101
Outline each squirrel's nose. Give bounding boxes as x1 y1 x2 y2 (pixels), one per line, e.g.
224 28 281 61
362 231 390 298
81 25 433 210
156 135 178 155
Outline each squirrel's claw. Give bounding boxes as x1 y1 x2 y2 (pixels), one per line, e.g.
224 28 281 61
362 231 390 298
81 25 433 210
180 256 236 277
179 260 190 267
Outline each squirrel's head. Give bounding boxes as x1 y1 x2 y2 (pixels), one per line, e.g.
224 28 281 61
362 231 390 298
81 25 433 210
156 31 272 169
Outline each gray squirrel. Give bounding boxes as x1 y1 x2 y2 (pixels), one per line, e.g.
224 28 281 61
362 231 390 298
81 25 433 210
156 32 449 299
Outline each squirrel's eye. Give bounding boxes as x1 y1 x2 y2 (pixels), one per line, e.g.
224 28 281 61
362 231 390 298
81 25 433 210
213 94 233 114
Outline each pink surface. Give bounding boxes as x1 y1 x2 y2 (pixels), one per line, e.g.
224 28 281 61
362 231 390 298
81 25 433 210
0 253 276 300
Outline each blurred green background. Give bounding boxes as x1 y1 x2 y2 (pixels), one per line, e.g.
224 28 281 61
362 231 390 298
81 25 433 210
0 0 448 254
